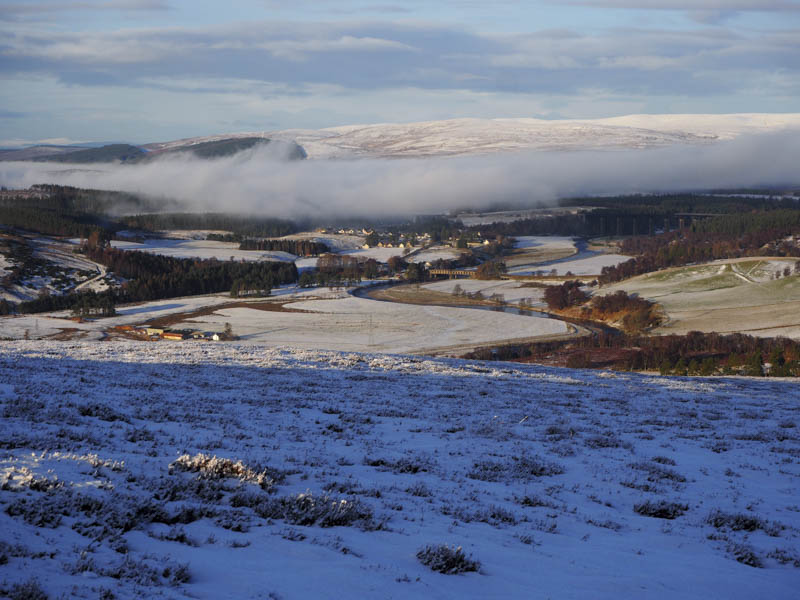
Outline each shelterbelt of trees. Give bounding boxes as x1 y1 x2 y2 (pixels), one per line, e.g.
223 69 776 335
599 209 800 284
120 213 300 239
84 245 298 301
238 238 329 256
464 330 800 377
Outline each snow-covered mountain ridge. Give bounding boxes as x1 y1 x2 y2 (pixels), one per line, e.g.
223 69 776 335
148 113 800 159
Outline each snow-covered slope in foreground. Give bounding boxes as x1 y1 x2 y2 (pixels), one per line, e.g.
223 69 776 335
1 342 798 599
156 113 800 159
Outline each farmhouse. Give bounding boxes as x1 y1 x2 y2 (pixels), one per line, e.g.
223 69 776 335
162 331 186 341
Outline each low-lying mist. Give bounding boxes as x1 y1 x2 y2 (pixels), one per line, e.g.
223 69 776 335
1 132 798 219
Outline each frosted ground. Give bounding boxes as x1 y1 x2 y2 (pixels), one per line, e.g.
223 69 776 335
0 342 798 599
601 258 800 339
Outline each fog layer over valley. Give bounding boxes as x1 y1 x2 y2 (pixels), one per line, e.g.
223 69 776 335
2 132 799 219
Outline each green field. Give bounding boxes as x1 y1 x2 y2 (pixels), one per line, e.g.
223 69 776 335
600 258 800 338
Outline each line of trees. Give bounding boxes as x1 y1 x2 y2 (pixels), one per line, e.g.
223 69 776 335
16 289 117 315
239 238 329 256
120 213 300 238
83 245 298 302
464 330 800 377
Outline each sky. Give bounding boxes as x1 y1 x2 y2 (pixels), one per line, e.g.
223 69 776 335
1 0 799 146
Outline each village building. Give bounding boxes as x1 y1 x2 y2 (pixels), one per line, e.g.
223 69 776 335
162 331 187 341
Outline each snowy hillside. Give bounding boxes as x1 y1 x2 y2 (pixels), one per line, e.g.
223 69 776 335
149 114 800 159
1 342 798 599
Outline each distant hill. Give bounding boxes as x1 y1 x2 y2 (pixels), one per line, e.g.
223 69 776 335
2 137 306 164
30 144 145 163
0 145 85 161
142 137 306 161
136 113 800 160
8 113 797 164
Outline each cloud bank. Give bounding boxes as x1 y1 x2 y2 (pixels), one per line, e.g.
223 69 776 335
1 133 798 220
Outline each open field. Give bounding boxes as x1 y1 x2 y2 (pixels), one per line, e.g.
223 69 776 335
421 279 547 307
0 285 568 354
506 236 577 268
1 341 798 599
182 292 568 354
600 258 800 338
108 238 297 263
529 253 631 277
411 247 463 263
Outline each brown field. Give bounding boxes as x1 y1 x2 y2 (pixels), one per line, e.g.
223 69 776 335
367 284 501 307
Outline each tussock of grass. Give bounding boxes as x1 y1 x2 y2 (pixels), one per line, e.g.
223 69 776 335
1 466 62 492
706 510 783 535
629 461 686 483
169 453 277 490
468 455 564 482
248 492 380 530
416 544 480 574
634 500 688 520
364 456 434 474
727 543 763 568
6 578 48 600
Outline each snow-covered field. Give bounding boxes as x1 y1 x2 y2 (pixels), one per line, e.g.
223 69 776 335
422 279 547 307
513 236 576 252
600 258 800 339
343 247 407 263
107 239 296 263
457 209 584 227
407 247 462 264
0 287 567 352
173 292 567 353
508 253 631 277
1 342 798 599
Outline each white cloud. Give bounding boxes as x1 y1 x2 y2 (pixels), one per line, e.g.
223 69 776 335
260 36 419 60
0 1 168 18
562 1 800 11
